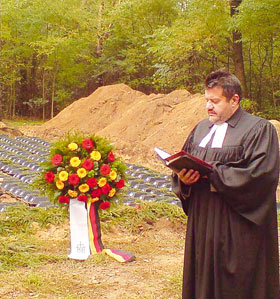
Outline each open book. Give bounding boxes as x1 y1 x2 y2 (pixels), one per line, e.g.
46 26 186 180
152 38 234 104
154 147 213 176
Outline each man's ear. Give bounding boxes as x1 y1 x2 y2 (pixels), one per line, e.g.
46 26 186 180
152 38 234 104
231 94 240 106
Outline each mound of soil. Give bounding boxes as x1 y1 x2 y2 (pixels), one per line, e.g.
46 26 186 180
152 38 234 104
20 84 207 172
20 83 280 175
0 122 23 138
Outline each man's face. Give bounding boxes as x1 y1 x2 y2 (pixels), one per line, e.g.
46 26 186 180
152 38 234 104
205 86 239 124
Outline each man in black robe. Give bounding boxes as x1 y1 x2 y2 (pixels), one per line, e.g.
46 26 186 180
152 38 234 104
172 70 279 299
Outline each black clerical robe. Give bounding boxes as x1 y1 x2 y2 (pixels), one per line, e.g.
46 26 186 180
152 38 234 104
172 108 279 299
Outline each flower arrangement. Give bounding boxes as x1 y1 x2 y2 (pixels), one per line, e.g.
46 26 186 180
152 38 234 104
35 132 126 210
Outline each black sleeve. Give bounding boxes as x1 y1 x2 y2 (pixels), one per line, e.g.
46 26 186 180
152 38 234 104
209 121 279 225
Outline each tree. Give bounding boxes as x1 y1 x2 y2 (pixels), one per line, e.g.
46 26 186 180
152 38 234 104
230 0 248 97
148 0 231 92
235 0 280 113
1 0 279 120
1 0 99 119
93 0 178 92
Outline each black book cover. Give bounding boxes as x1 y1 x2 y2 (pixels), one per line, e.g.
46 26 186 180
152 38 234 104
154 147 213 176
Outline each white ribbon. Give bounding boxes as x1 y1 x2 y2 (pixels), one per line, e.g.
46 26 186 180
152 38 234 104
68 198 91 260
199 125 218 148
199 123 228 148
211 122 228 148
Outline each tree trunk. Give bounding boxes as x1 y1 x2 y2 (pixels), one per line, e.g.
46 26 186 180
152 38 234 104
0 10 2 120
0 80 2 121
42 69 46 121
230 0 248 98
9 84 13 119
11 82 16 119
248 41 252 98
29 54 38 104
269 35 276 108
51 70 56 119
96 0 104 56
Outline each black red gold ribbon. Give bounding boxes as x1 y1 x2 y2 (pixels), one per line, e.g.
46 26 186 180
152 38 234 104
87 201 135 263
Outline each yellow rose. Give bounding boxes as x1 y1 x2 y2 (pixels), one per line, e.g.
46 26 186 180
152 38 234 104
90 151 101 161
109 170 117 181
77 168 87 178
68 190 78 198
56 180 64 190
58 171 68 182
79 184 89 193
89 197 99 203
68 142 78 151
98 177 107 187
108 188 116 198
70 157 81 167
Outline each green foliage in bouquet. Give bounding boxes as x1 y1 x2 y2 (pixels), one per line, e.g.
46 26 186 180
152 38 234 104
33 132 127 210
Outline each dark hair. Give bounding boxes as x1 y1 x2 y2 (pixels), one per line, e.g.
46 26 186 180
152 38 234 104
205 69 242 101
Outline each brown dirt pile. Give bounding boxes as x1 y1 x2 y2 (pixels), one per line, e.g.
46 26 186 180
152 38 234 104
0 122 23 138
21 83 207 171
20 83 280 175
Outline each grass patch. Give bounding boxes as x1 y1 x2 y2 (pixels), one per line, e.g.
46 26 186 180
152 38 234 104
100 200 186 233
0 201 186 298
23 273 45 288
0 202 185 271
0 206 68 271
161 270 183 298
3 118 45 127
0 205 68 236
0 233 66 271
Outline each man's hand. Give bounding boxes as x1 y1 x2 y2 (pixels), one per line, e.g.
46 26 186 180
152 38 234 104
175 169 200 185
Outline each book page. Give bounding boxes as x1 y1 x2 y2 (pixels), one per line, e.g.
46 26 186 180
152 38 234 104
154 147 171 160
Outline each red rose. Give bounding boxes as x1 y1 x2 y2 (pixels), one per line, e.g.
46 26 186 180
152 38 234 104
108 151 114 162
115 179 125 189
69 174 80 185
100 164 111 175
78 195 88 202
101 184 111 194
58 195 69 204
45 172 55 182
82 138 94 150
87 177 97 188
82 159 94 171
91 188 102 198
100 201 110 210
51 154 63 166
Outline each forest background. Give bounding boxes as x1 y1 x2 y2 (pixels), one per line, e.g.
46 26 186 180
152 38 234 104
0 0 280 121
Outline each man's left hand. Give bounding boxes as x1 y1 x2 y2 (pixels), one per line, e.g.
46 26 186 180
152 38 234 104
176 169 200 185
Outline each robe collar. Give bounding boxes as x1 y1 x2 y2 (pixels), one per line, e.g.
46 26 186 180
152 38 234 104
207 106 243 128
226 106 243 127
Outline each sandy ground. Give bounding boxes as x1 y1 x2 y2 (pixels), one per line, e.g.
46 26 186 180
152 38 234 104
0 217 186 299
